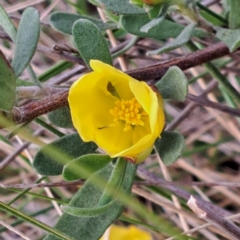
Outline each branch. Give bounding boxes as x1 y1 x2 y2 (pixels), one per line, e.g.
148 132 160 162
127 42 235 81
10 90 240 124
12 90 68 123
188 196 240 239
187 94 240 118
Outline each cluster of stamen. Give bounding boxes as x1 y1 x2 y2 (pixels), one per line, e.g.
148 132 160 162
109 98 148 131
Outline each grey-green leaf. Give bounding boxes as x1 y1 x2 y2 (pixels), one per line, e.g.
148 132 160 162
33 133 98 176
147 23 196 55
120 14 206 40
48 106 73 128
0 5 17 41
11 7 40 77
44 162 137 240
140 17 165 33
216 27 240 52
0 51 16 111
155 131 185 166
98 158 126 206
155 66 188 101
61 200 115 217
49 12 117 35
63 154 112 181
99 0 145 15
73 19 112 68
229 0 240 29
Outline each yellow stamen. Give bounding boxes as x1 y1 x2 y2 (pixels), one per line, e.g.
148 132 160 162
109 98 148 131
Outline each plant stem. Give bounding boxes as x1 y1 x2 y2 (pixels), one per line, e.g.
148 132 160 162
187 41 240 105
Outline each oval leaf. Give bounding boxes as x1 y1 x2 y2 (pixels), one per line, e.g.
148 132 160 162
44 163 137 240
155 131 185 166
120 14 206 40
0 5 17 41
12 7 40 76
49 12 117 35
155 66 188 101
33 133 97 176
216 27 240 52
48 106 73 129
99 0 145 15
61 200 115 217
0 51 16 111
73 19 112 68
147 23 196 55
63 154 112 181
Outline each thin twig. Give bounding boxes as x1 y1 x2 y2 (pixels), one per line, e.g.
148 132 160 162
167 81 218 131
187 94 240 118
3 179 240 190
0 179 85 189
127 42 239 81
137 166 231 218
187 196 240 239
0 129 43 170
166 212 240 240
0 219 31 240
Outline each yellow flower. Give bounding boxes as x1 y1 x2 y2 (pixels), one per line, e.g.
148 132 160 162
100 225 152 240
68 60 164 163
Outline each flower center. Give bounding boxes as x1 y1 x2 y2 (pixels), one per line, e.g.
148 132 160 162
109 98 148 131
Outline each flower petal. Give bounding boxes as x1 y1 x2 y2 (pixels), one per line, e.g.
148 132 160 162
96 123 134 156
68 72 116 141
90 60 134 99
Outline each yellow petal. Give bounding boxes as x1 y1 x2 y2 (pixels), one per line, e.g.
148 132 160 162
129 80 151 114
111 133 154 159
100 225 152 240
90 60 134 100
96 123 134 156
68 72 116 141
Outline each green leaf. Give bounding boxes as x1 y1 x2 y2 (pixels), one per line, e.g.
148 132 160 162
63 154 112 181
155 66 188 101
33 133 97 176
72 19 112 68
155 131 185 166
44 162 137 240
216 27 240 52
147 23 196 55
49 12 117 35
0 5 17 41
11 7 40 77
229 0 240 29
140 17 165 33
48 106 73 129
98 158 127 206
120 14 206 40
0 51 16 111
62 200 115 217
99 0 145 15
